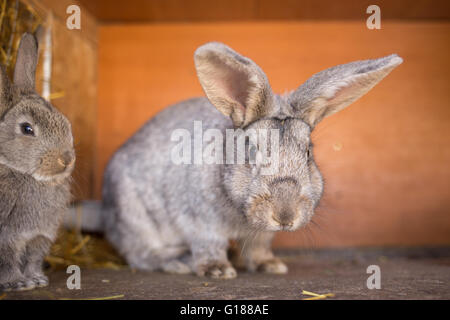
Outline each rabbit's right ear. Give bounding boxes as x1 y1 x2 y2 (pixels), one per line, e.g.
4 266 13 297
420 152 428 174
13 33 39 92
194 42 275 128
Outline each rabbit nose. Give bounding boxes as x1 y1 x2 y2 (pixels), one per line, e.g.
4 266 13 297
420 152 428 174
57 151 75 168
273 211 294 228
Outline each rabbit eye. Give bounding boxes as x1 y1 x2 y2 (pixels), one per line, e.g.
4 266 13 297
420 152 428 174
20 123 35 136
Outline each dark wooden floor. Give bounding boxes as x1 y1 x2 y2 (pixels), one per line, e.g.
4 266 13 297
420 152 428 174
3 248 449 300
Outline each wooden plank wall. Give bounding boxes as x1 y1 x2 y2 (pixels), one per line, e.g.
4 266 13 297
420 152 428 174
79 0 450 22
31 0 98 199
97 21 450 248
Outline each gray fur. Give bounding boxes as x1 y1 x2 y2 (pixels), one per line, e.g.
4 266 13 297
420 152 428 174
102 42 402 278
0 33 75 291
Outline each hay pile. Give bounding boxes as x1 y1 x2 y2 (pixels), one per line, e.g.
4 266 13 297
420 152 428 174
0 0 42 76
46 228 126 271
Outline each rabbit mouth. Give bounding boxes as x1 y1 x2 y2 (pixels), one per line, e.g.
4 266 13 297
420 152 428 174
265 213 309 232
267 222 299 232
32 164 74 183
32 171 71 183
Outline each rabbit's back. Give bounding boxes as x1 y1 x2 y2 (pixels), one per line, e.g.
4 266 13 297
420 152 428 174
103 97 232 194
120 97 230 159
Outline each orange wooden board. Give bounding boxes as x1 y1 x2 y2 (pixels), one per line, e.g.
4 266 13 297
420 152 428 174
79 0 450 22
97 21 450 247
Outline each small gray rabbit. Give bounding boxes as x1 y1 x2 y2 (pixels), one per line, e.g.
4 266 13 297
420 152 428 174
0 33 75 291
101 42 402 278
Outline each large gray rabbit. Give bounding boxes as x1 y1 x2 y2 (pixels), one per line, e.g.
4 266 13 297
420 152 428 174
101 42 402 278
0 33 75 291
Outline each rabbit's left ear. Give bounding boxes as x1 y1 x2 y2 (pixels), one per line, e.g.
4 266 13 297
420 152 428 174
13 33 39 92
289 54 403 128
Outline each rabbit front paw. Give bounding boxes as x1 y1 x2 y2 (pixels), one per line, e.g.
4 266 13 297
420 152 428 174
0 278 36 292
196 262 237 279
256 258 288 274
161 260 192 274
29 274 49 288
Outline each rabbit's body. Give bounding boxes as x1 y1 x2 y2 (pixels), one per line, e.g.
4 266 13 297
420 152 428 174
0 33 75 291
0 165 71 288
103 98 251 274
0 165 70 238
102 42 402 278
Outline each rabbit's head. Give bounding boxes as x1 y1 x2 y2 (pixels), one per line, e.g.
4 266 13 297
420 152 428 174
194 42 402 232
0 33 74 183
